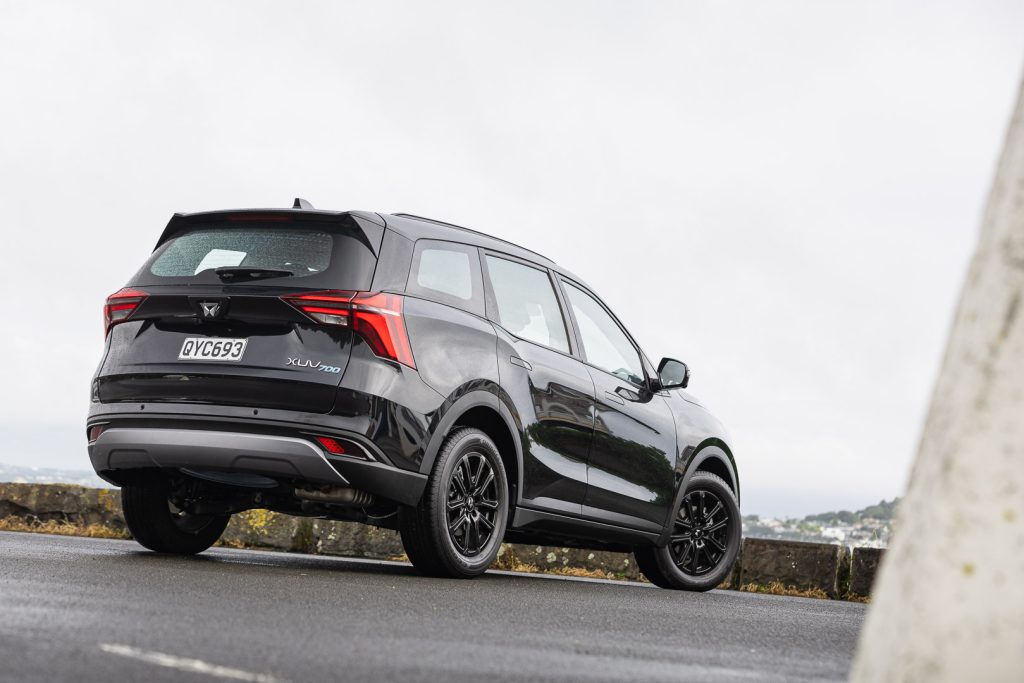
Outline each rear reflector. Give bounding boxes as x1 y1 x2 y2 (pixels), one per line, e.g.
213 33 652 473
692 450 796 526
88 425 105 442
282 290 416 368
104 288 148 335
315 436 346 455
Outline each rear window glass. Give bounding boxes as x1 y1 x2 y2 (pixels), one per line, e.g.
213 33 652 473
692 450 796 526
150 229 332 277
131 224 377 290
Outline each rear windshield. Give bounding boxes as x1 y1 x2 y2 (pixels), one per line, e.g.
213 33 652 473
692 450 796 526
130 224 377 290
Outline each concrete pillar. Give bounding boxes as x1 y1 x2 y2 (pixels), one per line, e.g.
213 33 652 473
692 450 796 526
851 79 1024 681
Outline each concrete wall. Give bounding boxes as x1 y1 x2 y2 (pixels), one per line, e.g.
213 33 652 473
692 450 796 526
852 79 1024 681
0 482 881 599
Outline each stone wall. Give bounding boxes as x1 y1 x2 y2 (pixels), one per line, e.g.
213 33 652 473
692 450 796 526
0 482 881 599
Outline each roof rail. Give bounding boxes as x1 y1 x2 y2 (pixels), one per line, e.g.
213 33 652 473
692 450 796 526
392 213 551 263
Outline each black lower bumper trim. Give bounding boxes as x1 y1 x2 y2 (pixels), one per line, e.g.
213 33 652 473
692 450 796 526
89 427 426 506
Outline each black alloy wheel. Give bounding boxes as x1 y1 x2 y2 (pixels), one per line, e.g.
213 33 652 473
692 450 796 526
668 488 731 575
445 451 500 557
634 471 741 591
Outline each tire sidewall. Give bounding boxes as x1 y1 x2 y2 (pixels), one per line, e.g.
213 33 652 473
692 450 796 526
121 483 229 555
431 430 509 575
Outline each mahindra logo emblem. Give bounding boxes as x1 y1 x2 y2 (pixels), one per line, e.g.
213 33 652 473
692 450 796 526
199 301 222 319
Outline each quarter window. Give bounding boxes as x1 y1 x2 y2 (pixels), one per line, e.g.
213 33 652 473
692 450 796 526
563 282 644 386
407 241 484 315
485 256 569 353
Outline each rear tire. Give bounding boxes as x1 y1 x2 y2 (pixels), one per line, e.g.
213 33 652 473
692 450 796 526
121 483 229 555
399 428 509 578
635 471 741 591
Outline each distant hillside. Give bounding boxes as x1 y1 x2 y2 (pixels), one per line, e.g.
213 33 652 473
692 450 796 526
743 498 900 548
0 464 106 488
803 498 900 524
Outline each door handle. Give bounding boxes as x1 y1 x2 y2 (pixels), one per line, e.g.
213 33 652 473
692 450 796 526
615 386 640 402
510 356 532 370
604 390 625 405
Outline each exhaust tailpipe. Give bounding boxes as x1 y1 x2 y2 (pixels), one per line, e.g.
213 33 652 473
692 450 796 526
294 485 374 506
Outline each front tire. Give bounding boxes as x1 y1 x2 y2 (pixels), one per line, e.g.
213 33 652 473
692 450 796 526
399 428 509 578
635 471 741 591
121 483 230 555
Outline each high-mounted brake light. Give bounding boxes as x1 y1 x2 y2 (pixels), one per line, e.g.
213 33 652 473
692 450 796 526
227 214 291 222
281 290 416 368
104 288 148 335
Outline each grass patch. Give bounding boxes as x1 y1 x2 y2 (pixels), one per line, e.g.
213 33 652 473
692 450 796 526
737 580 830 600
492 551 631 581
0 516 128 540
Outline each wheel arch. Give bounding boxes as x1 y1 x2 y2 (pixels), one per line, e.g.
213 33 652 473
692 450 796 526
656 440 740 546
419 391 524 509
690 438 739 502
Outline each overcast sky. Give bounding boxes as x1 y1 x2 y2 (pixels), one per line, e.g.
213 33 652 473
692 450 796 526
1 1 1022 517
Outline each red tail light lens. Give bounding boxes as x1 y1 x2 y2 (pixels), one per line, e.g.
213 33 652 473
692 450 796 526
350 292 415 368
282 290 355 326
282 290 416 368
104 288 148 335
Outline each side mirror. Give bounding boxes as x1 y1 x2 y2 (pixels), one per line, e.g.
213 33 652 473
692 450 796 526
657 357 690 390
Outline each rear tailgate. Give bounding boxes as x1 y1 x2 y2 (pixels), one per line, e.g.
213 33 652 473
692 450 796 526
95 210 384 413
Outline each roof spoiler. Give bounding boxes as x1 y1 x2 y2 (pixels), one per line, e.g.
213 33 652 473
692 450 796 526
154 201 386 253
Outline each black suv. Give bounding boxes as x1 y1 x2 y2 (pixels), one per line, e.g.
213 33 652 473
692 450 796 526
88 200 740 590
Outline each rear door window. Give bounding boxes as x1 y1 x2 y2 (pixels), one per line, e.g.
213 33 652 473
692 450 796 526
406 240 484 315
484 255 569 353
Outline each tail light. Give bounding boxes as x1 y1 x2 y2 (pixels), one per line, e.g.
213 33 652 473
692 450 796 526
104 288 148 335
282 290 416 368
283 290 355 326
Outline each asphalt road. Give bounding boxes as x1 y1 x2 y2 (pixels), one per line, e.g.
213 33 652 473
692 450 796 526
0 532 865 683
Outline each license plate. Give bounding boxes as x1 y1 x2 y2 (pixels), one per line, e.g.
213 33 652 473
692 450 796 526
178 337 247 362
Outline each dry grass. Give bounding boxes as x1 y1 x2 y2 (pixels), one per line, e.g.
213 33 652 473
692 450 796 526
737 580 830 600
493 552 629 581
0 516 128 540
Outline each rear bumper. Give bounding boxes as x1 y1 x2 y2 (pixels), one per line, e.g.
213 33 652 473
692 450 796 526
88 425 426 506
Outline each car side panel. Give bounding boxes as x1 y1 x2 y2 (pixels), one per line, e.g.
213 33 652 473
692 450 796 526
582 370 678 530
402 297 500 401
493 328 595 516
